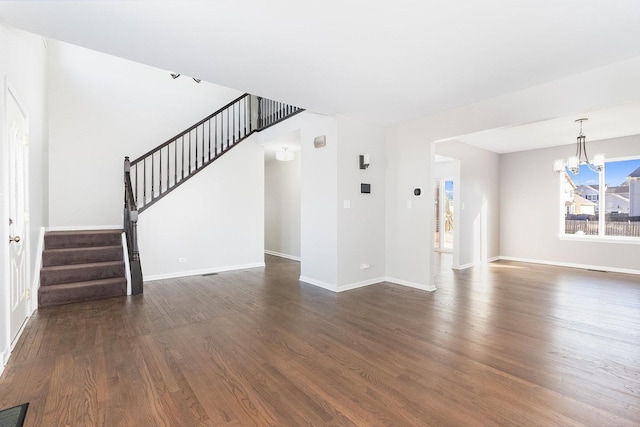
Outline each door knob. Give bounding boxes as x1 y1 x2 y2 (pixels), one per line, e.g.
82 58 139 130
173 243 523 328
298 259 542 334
9 235 21 243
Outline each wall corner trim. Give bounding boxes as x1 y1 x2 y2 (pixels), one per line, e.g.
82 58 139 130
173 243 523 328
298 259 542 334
337 277 387 292
299 276 338 292
385 277 437 292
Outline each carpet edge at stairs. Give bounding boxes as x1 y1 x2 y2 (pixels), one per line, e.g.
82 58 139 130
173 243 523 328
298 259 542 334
38 229 128 307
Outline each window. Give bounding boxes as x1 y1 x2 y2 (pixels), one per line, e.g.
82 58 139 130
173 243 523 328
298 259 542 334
562 157 640 238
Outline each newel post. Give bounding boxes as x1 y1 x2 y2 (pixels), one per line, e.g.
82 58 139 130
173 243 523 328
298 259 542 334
124 155 143 295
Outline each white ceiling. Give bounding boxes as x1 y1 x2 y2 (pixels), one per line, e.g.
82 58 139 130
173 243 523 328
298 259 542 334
448 101 640 154
1 0 640 152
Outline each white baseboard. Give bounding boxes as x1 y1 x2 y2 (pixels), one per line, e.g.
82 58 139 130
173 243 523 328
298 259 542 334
46 225 122 231
264 250 301 262
498 256 640 276
299 276 337 292
145 262 266 282
299 276 386 293
385 277 437 292
299 275 437 293
338 277 386 292
451 257 501 271
453 262 475 270
0 346 9 377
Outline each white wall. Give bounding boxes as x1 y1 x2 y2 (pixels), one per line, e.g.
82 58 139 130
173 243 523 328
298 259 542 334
436 141 500 268
46 40 270 281
138 139 265 279
258 113 388 291
264 152 301 259
0 25 48 368
336 115 385 288
257 112 339 288
385 124 432 288
386 56 640 288
47 40 243 226
500 135 640 273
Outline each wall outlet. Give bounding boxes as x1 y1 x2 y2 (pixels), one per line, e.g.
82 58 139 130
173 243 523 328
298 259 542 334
178 257 187 263
360 263 370 270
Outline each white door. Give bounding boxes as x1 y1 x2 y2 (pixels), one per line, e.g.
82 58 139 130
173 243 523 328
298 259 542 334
7 87 30 344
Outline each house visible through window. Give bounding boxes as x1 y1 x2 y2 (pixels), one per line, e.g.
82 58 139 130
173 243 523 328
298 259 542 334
562 157 640 238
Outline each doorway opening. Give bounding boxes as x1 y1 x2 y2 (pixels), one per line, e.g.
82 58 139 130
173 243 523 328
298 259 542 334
263 130 301 263
434 178 454 253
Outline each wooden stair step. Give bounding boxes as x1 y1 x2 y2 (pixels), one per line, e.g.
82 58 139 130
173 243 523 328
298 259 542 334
40 261 125 287
42 245 123 267
38 278 127 307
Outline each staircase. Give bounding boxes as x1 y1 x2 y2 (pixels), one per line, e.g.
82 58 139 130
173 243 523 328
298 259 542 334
39 230 127 307
123 93 303 295
35 94 301 306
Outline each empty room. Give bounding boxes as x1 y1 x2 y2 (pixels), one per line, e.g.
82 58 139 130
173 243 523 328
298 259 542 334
1 1 639 425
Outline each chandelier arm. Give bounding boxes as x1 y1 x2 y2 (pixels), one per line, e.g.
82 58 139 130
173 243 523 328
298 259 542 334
580 136 590 165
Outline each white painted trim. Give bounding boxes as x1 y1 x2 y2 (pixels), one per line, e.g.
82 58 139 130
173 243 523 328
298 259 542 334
299 276 338 292
453 262 476 270
337 277 386 292
121 233 131 295
498 256 640 276
300 275 438 293
145 262 266 282
0 347 10 376
9 319 27 352
46 225 121 231
451 257 501 271
384 277 437 292
30 226 45 313
264 250 301 262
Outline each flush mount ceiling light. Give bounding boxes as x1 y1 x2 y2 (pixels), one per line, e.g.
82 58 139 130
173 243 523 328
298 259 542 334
275 147 295 161
553 118 604 174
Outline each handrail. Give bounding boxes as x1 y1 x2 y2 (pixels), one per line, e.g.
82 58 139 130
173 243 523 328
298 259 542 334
128 94 303 213
131 93 253 165
123 93 303 294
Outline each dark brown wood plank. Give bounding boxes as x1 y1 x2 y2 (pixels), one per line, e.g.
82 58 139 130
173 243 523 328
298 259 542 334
1 254 639 426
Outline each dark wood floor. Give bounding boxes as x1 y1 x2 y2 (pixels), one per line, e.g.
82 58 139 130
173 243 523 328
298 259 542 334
1 255 639 426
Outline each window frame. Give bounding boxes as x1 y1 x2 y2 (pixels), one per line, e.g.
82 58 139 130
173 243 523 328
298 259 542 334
559 155 640 244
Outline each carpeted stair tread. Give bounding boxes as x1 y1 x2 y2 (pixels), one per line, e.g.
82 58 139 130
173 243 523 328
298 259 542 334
38 277 127 307
42 245 123 267
44 229 122 249
39 229 128 307
40 261 125 287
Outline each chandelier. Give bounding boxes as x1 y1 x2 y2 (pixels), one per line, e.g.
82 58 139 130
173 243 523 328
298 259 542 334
554 118 604 174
